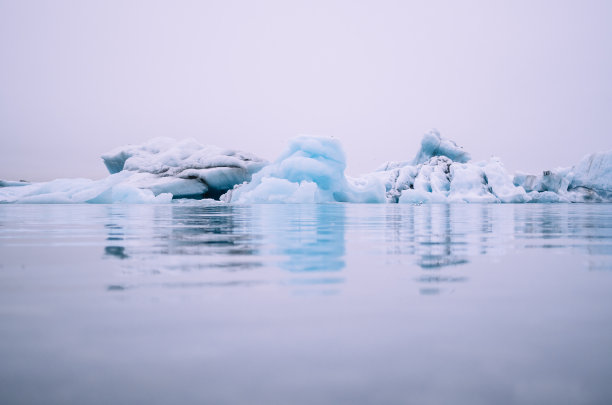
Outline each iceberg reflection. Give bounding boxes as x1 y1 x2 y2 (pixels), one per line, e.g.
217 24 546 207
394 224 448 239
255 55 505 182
101 203 347 291
261 204 346 273
94 203 612 295
258 204 346 294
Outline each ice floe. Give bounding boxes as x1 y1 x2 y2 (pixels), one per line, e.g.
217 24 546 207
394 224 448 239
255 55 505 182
0 172 172 204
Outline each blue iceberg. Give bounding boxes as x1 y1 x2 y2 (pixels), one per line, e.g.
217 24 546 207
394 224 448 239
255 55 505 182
223 136 385 203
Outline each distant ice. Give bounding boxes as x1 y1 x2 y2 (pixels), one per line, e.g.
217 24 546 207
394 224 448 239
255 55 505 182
1 132 611 204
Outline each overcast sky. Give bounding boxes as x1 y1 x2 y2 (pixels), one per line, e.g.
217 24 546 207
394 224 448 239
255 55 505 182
1 0 611 181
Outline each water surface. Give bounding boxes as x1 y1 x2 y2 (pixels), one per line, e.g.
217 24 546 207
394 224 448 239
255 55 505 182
1 203 612 404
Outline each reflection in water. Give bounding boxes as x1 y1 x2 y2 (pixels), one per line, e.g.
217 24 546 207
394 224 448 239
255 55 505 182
514 205 612 271
104 246 128 259
414 205 468 270
102 204 347 293
103 204 263 273
380 204 612 293
384 205 471 270
2 203 612 404
104 207 129 260
263 204 346 295
96 203 612 295
263 204 345 273
160 205 255 256
383 204 475 295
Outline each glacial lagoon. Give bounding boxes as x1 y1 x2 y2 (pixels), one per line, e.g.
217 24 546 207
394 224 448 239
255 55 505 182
1 203 612 404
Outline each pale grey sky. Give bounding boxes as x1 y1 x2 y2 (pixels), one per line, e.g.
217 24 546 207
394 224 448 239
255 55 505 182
1 0 611 181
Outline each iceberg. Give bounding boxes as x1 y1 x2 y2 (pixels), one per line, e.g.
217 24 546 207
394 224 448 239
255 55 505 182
568 151 612 200
0 138 267 204
373 133 611 204
371 143 528 204
412 130 471 165
1 132 610 204
513 151 612 202
101 137 267 199
0 172 172 204
223 136 385 203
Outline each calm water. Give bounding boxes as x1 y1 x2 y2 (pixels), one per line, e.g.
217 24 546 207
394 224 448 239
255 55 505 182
1 203 612 405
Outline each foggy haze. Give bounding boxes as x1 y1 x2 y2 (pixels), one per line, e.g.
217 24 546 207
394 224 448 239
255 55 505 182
1 0 611 181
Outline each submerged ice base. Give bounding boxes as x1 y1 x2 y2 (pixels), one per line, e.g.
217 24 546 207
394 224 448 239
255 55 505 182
1 131 611 204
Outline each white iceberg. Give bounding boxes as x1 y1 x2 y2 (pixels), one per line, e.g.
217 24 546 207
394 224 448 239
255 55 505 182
372 136 528 204
373 132 611 204
513 150 612 202
101 137 267 199
0 138 267 204
0 172 172 204
568 151 612 200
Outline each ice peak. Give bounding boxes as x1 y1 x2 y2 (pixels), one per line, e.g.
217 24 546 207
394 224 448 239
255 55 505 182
413 130 471 165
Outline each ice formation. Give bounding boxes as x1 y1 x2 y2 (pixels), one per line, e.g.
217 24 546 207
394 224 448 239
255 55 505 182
511 151 612 202
1 132 611 204
370 154 530 204
223 136 385 203
0 138 266 204
0 172 172 204
101 137 267 199
371 132 612 204
411 130 471 165
363 131 529 203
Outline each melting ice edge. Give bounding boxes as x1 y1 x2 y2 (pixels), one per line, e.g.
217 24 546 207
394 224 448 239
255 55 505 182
1 131 611 204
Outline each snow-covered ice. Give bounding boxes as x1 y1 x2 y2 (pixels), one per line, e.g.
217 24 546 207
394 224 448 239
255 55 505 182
1 132 611 204
513 150 612 202
101 137 267 198
373 133 611 204
0 138 266 204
